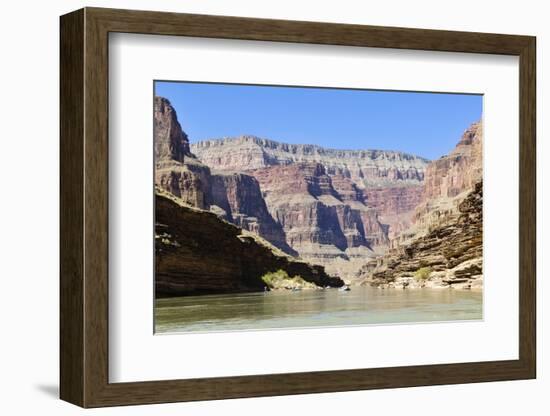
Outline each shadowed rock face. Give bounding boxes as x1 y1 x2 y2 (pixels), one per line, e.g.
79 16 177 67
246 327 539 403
155 192 343 296
208 172 295 254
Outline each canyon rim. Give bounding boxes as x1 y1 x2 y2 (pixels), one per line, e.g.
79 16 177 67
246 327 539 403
153 82 484 333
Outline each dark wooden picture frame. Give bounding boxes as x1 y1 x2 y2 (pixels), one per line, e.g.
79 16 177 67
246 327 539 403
60 7 536 408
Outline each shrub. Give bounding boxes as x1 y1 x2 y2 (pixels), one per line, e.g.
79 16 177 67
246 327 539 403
261 269 290 287
414 266 432 281
261 269 314 289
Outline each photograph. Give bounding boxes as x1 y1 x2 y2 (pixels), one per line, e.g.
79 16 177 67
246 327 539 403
1 1 540 412
153 81 483 333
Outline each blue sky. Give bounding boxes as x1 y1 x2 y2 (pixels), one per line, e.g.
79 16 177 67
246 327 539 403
155 81 482 160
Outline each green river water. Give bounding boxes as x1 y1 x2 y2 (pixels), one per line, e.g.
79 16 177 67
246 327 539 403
155 286 482 334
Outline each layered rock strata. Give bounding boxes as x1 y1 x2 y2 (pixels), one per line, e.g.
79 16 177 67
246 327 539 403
154 95 481 286
154 96 428 277
359 182 483 289
191 135 429 188
358 122 483 288
208 171 294 254
155 191 344 296
251 162 388 257
190 135 431 277
363 185 424 239
398 121 483 246
154 96 211 208
423 122 482 200
154 97 290 252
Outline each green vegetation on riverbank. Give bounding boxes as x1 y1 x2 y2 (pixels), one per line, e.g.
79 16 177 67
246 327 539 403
261 270 317 290
414 267 432 281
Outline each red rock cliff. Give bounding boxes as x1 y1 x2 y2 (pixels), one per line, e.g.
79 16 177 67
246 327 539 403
423 122 482 200
154 97 291 252
358 121 483 288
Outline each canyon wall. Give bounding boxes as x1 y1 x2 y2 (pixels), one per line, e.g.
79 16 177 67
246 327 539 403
154 95 481 286
154 96 291 253
155 191 343 296
154 96 211 208
208 171 294 254
190 134 430 278
363 185 424 239
400 121 483 244
358 122 483 288
191 135 428 188
423 122 482 200
250 162 389 276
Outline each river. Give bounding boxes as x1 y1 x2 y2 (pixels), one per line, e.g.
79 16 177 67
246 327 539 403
155 286 482 334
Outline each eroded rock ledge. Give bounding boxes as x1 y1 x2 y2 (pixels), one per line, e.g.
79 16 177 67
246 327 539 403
155 191 344 297
358 182 483 290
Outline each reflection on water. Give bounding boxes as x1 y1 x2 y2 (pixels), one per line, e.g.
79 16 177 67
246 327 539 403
155 286 482 334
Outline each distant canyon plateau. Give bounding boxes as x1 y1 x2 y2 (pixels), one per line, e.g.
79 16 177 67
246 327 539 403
154 96 483 296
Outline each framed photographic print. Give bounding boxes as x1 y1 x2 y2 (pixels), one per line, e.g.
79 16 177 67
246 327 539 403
60 7 536 408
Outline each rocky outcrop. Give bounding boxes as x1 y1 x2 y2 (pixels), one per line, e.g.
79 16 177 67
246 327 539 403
154 97 291 250
423 122 482 200
251 163 388 274
155 95 481 286
184 131 433 281
155 158 212 209
155 191 344 296
208 171 294 254
154 96 212 208
154 96 191 161
398 121 483 245
363 185 424 239
191 135 429 188
358 182 483 289
358 121 483 288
